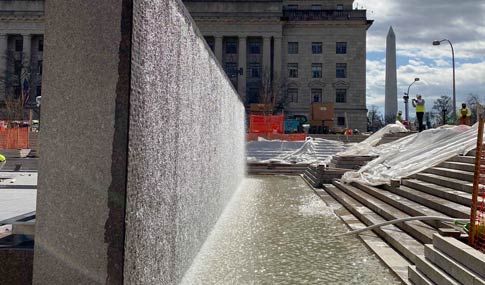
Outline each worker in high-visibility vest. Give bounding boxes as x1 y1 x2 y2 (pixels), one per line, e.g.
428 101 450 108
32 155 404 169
412 95 426 132
396 111 403 123
0 154 5 170
458 103 472 126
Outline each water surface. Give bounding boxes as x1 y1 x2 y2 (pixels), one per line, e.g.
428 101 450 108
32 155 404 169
182 176 400 284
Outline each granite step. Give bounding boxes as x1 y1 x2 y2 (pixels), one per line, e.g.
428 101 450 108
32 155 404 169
433 234 485 280
408 266 435 285
382 184 470 219
413 172 473 193
423 167 474 182
439 161 475 172
448 155 476 165
333 181 435 244
324 183 424 263
402 179 474 207
352 183 451 229
425 244 485 285
414 254 460 285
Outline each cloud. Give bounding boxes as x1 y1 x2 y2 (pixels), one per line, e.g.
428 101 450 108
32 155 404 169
364 0 485 114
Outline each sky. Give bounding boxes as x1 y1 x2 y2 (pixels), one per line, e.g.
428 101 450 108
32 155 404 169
360 0 485 116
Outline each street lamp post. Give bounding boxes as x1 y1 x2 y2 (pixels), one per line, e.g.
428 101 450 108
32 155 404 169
433 39 456 122
403 78 420 122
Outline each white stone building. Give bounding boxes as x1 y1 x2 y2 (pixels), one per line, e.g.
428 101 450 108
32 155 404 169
184 0 373 130
0 0 44 113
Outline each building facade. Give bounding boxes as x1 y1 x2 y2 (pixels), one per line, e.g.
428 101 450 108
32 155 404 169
0 0 44 116
184 0 372 131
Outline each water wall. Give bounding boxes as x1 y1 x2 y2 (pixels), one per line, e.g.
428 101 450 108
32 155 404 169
33 0 245 283
125 0 245 283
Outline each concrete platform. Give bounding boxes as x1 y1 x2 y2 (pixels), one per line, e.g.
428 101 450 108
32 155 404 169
0 172 37 222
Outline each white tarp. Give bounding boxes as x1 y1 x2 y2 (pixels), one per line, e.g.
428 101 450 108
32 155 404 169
341 124 479 185
337 121 408 157
247 137 347 164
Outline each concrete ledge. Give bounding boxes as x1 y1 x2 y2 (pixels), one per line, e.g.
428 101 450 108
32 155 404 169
414 255 460 285
425 244 485 285
433 234 485 280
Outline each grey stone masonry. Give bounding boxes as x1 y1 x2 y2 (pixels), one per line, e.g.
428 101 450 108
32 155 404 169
33 0 245 284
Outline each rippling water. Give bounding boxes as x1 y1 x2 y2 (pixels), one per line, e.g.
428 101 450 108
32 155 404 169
181 176 400 285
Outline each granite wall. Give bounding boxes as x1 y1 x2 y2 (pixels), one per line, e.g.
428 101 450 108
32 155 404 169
33 0 245 284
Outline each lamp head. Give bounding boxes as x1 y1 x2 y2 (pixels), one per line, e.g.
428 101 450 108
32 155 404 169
432 40 441 46
414 78 420 82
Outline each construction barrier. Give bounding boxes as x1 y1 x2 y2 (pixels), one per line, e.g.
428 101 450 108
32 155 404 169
249 114 284 134
0 127 30 149
470 104 485 250
247 133 306 142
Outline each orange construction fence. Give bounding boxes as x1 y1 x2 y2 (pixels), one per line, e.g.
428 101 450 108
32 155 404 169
247 133 306 142
0 127 30 149
249 114 285 134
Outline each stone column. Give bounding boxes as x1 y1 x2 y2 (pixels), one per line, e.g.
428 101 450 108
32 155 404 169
262 36 271 75
0 35 8 101
22 34 32 78
273 36 282 89
238 36 246 101
214 35 223 64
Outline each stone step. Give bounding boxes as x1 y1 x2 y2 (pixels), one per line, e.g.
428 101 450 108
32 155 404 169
423 167 474 182
408 266 435 285
414 255 460 285
302 171 320 188
425 244 485 285
439 161 475 172
334 182 435 244
382 184 470 219
433 234 485 280
448 155 476 164
325 183 424 263
413 173 473 193
353 183 450 229
402 179 474 207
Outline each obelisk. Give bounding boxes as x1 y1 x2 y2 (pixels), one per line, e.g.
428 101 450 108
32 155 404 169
385 26 397 123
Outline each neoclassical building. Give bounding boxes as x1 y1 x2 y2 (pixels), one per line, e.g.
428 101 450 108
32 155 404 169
0 0 44 112
184 0 372 130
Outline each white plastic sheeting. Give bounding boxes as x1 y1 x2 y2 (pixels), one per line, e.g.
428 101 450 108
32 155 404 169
247 138 347 164
337 121 408 157
341 124 479 185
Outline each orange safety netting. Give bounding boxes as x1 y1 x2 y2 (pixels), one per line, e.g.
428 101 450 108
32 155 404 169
0 127 30 149
249 115 284 134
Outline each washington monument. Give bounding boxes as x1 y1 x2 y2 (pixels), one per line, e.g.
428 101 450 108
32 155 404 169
385 26 397 123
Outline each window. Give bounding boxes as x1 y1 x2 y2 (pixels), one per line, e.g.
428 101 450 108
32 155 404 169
337 116 346 126
336 42 347 54
288 88 298 103
287 4 298 10
312 63 322 78
288 42 298 54
225 62 237 78
312 42 322 54
336 63 347 78
247 88 259 104
225 41 237 54
336 89 347 103
336 4 344 10
38 39 44 52
14 86 21 99
312 89 322 103
15 39 23 52
248 63 261 78
14 60 22 75
248 42 261 54
311 4 322 10
38 60 43 75
288 63 298 78
36 86 42 97
204 36 215 52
